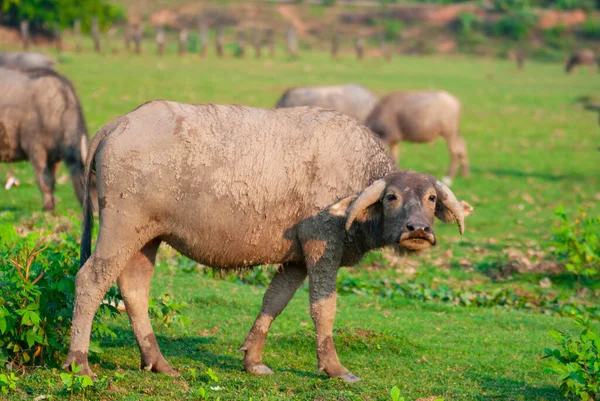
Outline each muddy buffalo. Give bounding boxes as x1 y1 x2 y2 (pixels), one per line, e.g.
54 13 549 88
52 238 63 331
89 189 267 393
64 101 472 382
275 84 378 123
0 52 54 70
0 68 89 210
565 49 598 73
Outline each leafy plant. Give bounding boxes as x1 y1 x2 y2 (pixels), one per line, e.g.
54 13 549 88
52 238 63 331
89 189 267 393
491 9 538 41
0 222 122 369
59 362 95 397
148 292 190 330
0 372 19 394
390 386 403 401
543 317 600 400
553 207 600 284
580 17 600 40
455 12 482 36
0 0 125 32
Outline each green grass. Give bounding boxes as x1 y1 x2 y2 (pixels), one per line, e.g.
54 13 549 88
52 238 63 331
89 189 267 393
0 45 599 400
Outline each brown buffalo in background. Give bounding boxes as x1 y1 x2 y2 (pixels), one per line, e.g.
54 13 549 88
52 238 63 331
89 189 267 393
366 90 469 179
275 84 378 123
565 49 598 73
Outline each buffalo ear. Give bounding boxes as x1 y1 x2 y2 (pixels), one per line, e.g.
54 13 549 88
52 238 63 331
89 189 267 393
328 195 358 217
434 181 473 235
345 179 387 230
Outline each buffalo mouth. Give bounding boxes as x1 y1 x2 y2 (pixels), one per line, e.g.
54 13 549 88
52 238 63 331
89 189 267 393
398 232 436 251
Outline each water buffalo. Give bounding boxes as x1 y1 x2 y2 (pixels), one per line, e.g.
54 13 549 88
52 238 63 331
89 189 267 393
365 90 469 178
64 101 472 382
0 52 54 70
0 67 89 210
565 49 598 73
275 84 378 123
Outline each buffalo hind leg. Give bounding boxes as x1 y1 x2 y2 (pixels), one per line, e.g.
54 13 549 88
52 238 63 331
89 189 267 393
390 142 400 164
240 262 307 375
64 219 153 377
117 239 177 375
447 136 469 178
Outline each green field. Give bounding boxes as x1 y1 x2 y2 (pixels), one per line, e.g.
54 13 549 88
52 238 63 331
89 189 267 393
0 47 599 400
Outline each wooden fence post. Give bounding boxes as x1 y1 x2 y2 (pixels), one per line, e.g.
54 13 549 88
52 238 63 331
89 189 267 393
379 33 391 62
92 17 101 53
216 25 224 57
178 28 188 56
53 23 62 54
355 36 364 60
156 25 165 55
199 22 207 57
74 19 82 52
20 20 30 50
331 30 340 58
266 28 275 58
236 31 247 58
133 24 143 54
252 29 262 58
286 25 297 58
124 24 132 52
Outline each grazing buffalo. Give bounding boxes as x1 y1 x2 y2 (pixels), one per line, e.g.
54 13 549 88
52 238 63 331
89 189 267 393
0 52 54 70
366 90 469 178
64 101 472 382
275 84 378 123
0 68 89 210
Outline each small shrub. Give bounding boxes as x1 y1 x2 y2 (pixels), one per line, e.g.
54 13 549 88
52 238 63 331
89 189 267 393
492 0 529 12
552 207 600 283
186 31 199 53
580 18 600 40
372 17 404 41
543 317 600 401
0 372 18 394
148 292 190 330
554 0 595 11
59 362 95 397
491 10 537 41
542 25 571 50
455 12 482 36
0 222 122 369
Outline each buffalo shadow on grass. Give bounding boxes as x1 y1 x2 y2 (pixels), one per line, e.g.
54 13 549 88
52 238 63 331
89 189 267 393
97 327 243 372
96 327 323 378
467 373 572 401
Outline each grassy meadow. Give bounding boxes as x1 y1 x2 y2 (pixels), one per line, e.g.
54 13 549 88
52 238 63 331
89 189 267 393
0 45 599 400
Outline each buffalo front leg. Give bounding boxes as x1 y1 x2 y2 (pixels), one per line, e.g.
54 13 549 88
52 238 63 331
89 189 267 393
308 267 358 383
240 263 307 375
30 149 57 211
117 240 177 375
302 239 358 383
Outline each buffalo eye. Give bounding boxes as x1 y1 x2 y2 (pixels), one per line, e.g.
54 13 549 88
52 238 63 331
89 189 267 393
428 195 436 202
386 194 397 202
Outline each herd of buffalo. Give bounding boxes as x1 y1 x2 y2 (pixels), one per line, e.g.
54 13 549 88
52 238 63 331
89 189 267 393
0 47 592 381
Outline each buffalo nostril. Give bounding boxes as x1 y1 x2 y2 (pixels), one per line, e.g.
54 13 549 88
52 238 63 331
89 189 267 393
424 226 430 233
406 224 415 232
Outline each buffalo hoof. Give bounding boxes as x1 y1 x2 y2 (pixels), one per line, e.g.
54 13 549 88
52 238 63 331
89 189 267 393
340 372 361 383
245 363 274 375
143 357 179 376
